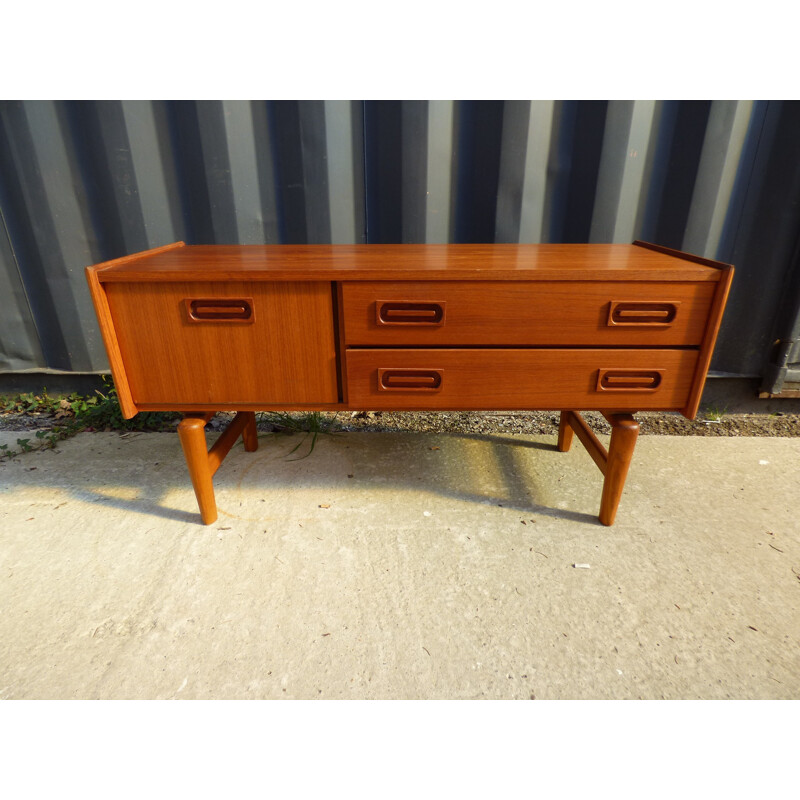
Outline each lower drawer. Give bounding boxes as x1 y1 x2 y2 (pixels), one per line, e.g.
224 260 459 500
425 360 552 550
345 348 699 410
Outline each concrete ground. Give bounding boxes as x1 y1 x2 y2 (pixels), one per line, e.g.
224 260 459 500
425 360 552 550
0 426 798 700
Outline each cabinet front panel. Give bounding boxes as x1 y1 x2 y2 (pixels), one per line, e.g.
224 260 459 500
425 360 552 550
341 281 714 346
345 348 699 411
106 281 338 405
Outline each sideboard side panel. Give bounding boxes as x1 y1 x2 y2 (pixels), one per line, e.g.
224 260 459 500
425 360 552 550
85 267 138 418
682 264 735 418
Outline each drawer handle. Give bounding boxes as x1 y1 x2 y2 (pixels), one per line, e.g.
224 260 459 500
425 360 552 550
597 369 663 392
185 298 254 323
607 301 680 326
376 301 445 326
378 368 443 392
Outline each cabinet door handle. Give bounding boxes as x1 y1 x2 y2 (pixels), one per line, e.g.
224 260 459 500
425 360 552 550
607 301 680 326
376 301 445 325
378 368 443 391
185 298 254 323
597 369 663 391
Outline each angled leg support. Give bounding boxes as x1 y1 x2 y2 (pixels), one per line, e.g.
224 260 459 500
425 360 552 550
557 410 640 525
177 411 259 524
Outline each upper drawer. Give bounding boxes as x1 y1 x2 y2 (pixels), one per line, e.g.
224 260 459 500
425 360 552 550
105 281 338 406
341 281 715 346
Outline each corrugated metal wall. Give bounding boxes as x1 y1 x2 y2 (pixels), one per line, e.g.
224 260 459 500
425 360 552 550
2 100 799 393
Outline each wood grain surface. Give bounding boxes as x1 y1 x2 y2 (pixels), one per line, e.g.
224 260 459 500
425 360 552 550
342 280 714 347
85 266 138 418
344 348 698 411
682 263 735 418
106 281 338 406
94 243 724 283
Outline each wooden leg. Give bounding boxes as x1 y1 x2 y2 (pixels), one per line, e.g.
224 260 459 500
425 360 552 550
177 411 259 525
557 410 574 451
556 410 640 525
241 411 258 452
599 413 639 526
177 415 218 525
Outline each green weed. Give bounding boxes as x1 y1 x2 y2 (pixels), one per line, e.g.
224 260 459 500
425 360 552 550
264 411 338 459
0 376 179 461
702 404 729 423
0 380 339 463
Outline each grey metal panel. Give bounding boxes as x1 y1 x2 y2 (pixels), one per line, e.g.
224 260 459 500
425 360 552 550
194 100 238 244
75 101 149 255
248 100 281 244
267 100 328 244
347 100 367 245
589 100 636 243
517 100 555 244
221 100 268 245
683 101 755 258
120 101 186 247
324 100 358 244
612 100 659 243
425 100 455 243
297 101 331 244
0 101 100 371
759 201 800 394
0 209 44 370
1 99 799 399
451 100 506 243
714 101 800 381
494 100 529 243
400 101 428 244
591 100 659 244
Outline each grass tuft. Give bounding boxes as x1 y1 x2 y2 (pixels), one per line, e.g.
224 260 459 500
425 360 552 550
263 411 338 459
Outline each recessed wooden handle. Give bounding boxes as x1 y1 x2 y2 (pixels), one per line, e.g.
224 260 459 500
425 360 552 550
607 301 680 326
378 368 443 391
185 298 254 323
376 301 445 326
597 369 663 392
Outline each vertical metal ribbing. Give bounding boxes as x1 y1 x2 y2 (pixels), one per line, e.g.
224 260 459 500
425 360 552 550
120 100 186 247
495 100 530 243
400 101 428 244
249 100 281 244
0 100 97 371
590 100 658 244
0 205 45 370
425 100 455 244
589 100 637 243
683 100 755 259
517 100 555 244
222 100 268 245
0 98 798 388
297 100 331 244
325 100 358 244
194 100 237 244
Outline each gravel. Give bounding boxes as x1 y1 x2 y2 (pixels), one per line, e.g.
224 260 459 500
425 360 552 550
324 410 800 437
3 409 798 437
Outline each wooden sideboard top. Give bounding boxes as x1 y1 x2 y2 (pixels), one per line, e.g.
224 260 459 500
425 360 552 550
90 241 728 283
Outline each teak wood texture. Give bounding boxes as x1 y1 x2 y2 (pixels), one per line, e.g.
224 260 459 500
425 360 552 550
342 280 714 347
344 349 698 410
105 280 338 406
85 241 733 526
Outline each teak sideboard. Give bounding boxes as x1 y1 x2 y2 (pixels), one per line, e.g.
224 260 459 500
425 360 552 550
85 242 733 526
